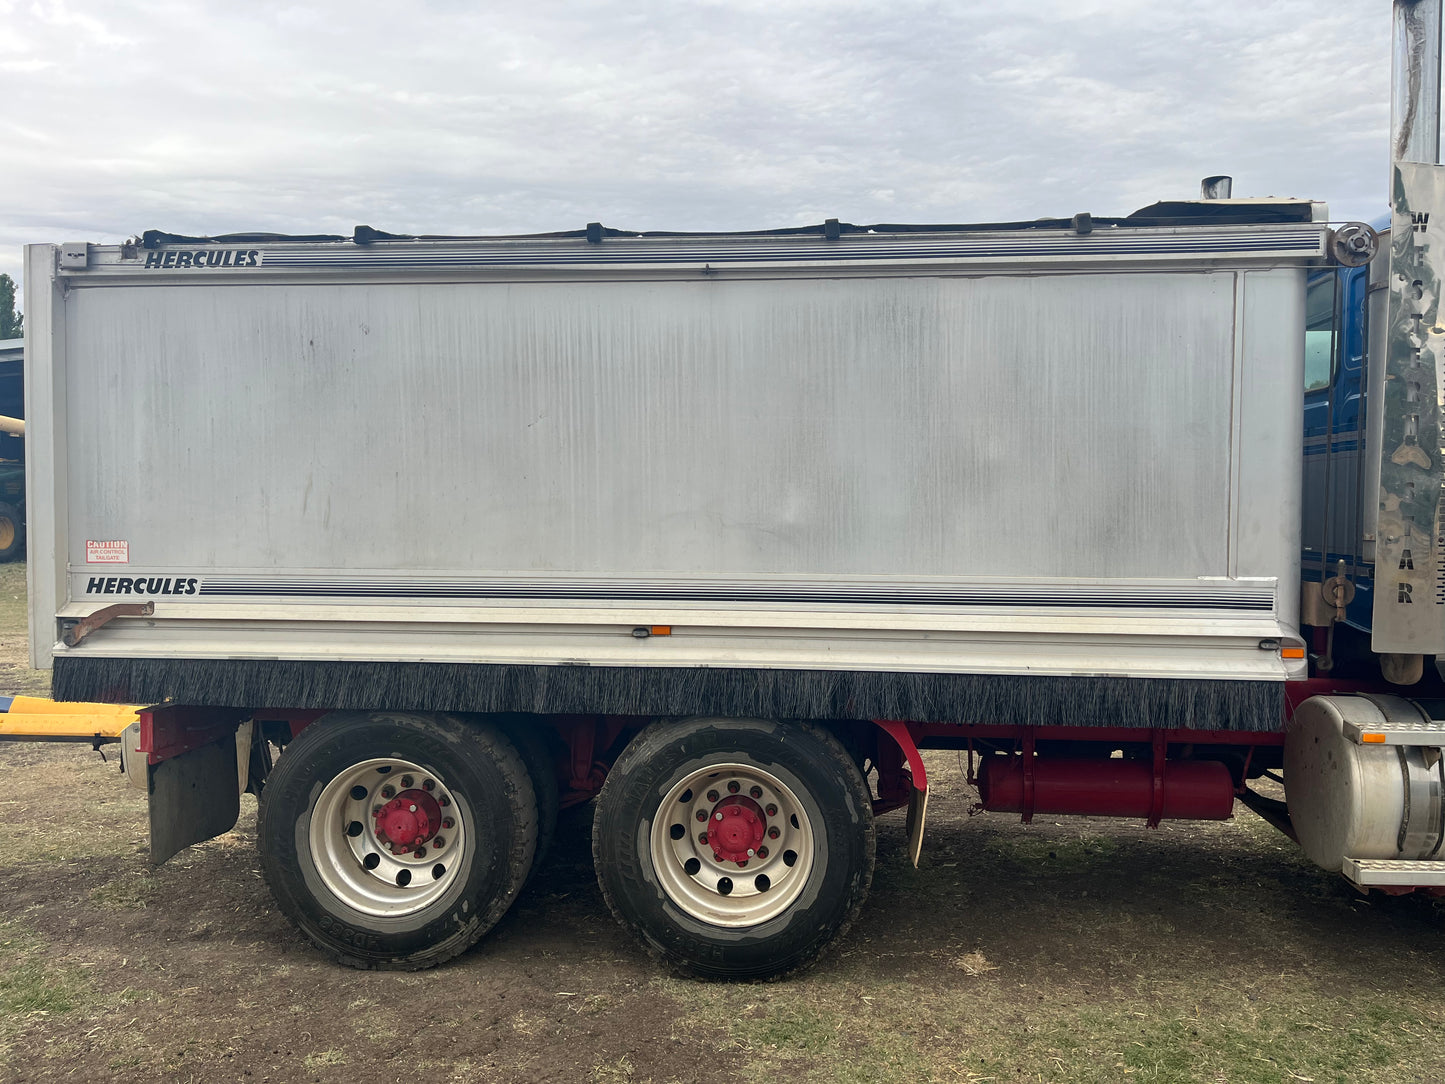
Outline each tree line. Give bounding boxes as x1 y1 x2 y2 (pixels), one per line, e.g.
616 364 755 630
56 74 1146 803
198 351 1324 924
0 275 21 340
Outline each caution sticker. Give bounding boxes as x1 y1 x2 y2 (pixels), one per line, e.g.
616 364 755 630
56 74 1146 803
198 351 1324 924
85 540 129 564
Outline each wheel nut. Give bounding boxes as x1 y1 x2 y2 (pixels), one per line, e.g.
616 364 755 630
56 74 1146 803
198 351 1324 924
698 833 708 844
727 781 740 794
409 804 417 812
750 786 763 799
442 818 454 830
422 779 435 791
765 803 777 817
696 810 708 822
706 790 719 803
757 846 769 858
381 785 395 799
400 775 414 788
768 826 780 839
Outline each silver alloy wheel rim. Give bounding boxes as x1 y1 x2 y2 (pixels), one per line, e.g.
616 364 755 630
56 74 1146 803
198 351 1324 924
651 762 816 928
309 757 467 918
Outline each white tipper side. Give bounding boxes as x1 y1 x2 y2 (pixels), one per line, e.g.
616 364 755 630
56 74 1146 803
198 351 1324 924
27 225 1320 679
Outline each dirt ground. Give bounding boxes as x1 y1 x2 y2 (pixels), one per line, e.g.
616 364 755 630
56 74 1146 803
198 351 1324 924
5 564 1445 1083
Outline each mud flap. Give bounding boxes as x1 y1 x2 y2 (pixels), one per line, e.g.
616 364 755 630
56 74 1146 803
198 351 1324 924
905 786 928 868
148 735 240 865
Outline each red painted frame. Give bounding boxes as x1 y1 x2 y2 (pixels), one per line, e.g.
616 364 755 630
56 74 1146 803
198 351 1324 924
139 704 248 766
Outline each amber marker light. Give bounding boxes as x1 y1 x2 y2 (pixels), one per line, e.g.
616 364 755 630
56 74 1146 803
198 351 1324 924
1281 646 1306 660
1361 733 1387 744
650 626 673 636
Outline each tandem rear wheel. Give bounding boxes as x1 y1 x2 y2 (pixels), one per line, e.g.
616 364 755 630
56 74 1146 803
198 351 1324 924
258 711 540 970
593 717 876 980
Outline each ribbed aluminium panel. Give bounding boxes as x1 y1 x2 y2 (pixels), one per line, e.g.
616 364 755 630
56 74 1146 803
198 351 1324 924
62 273 1238 580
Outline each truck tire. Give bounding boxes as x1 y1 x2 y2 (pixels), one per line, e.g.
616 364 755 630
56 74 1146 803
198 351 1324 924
593 716 875 980
486 714 560 882
258 711 537 970
0 502 24 562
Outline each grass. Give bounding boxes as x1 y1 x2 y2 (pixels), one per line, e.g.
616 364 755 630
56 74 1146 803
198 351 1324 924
984 993 1442 1084
0 560 48 696
303 1049 347 1069
657 946 1445 1084
89 870 160 910
591 1054 636 1082
0 746 148 870
0 961 79 1017
0 920 88 1051
655 975 937 1083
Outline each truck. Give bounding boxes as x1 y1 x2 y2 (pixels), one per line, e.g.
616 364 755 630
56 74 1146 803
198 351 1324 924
13 1 1445 981
0 337 26 562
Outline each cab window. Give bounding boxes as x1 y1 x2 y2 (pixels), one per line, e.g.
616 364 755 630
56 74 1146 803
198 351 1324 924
1304 274 1336 392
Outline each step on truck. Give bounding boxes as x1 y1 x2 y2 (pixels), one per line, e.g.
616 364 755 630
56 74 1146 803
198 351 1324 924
15 2 1445 980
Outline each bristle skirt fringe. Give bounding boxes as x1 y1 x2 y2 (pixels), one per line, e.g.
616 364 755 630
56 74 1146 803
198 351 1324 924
53 656 1285 732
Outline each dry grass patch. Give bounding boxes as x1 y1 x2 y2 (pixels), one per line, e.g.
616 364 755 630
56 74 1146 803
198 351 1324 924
0 561 47 695
0 747 147 870
304 1049 347 1069
89 870 161 910
591 1053 636 1082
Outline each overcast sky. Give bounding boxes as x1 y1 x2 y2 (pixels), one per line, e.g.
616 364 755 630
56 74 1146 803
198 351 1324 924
1 1 1396 304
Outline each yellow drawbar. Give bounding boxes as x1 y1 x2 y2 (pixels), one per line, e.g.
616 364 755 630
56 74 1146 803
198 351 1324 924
0 696 142 742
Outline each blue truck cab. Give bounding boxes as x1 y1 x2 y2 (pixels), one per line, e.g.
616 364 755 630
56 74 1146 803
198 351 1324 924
1301 214 1391 647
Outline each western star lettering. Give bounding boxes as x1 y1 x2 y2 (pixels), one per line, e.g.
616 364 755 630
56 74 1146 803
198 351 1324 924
86 576 199 596
142 249 260 269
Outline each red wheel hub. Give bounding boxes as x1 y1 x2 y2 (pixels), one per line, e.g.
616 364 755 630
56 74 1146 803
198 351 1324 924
708 796 766 865
373 789 443 854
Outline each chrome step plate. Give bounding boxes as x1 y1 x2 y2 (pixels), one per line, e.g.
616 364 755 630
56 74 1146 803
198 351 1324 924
1342 857 1445 886
1342 720 1445 746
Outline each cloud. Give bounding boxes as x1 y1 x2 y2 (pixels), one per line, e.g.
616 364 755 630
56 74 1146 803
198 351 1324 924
0 1 1392 297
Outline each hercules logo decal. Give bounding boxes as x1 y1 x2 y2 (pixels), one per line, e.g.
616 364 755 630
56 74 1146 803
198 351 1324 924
143 249 260 269
86 576 198 596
